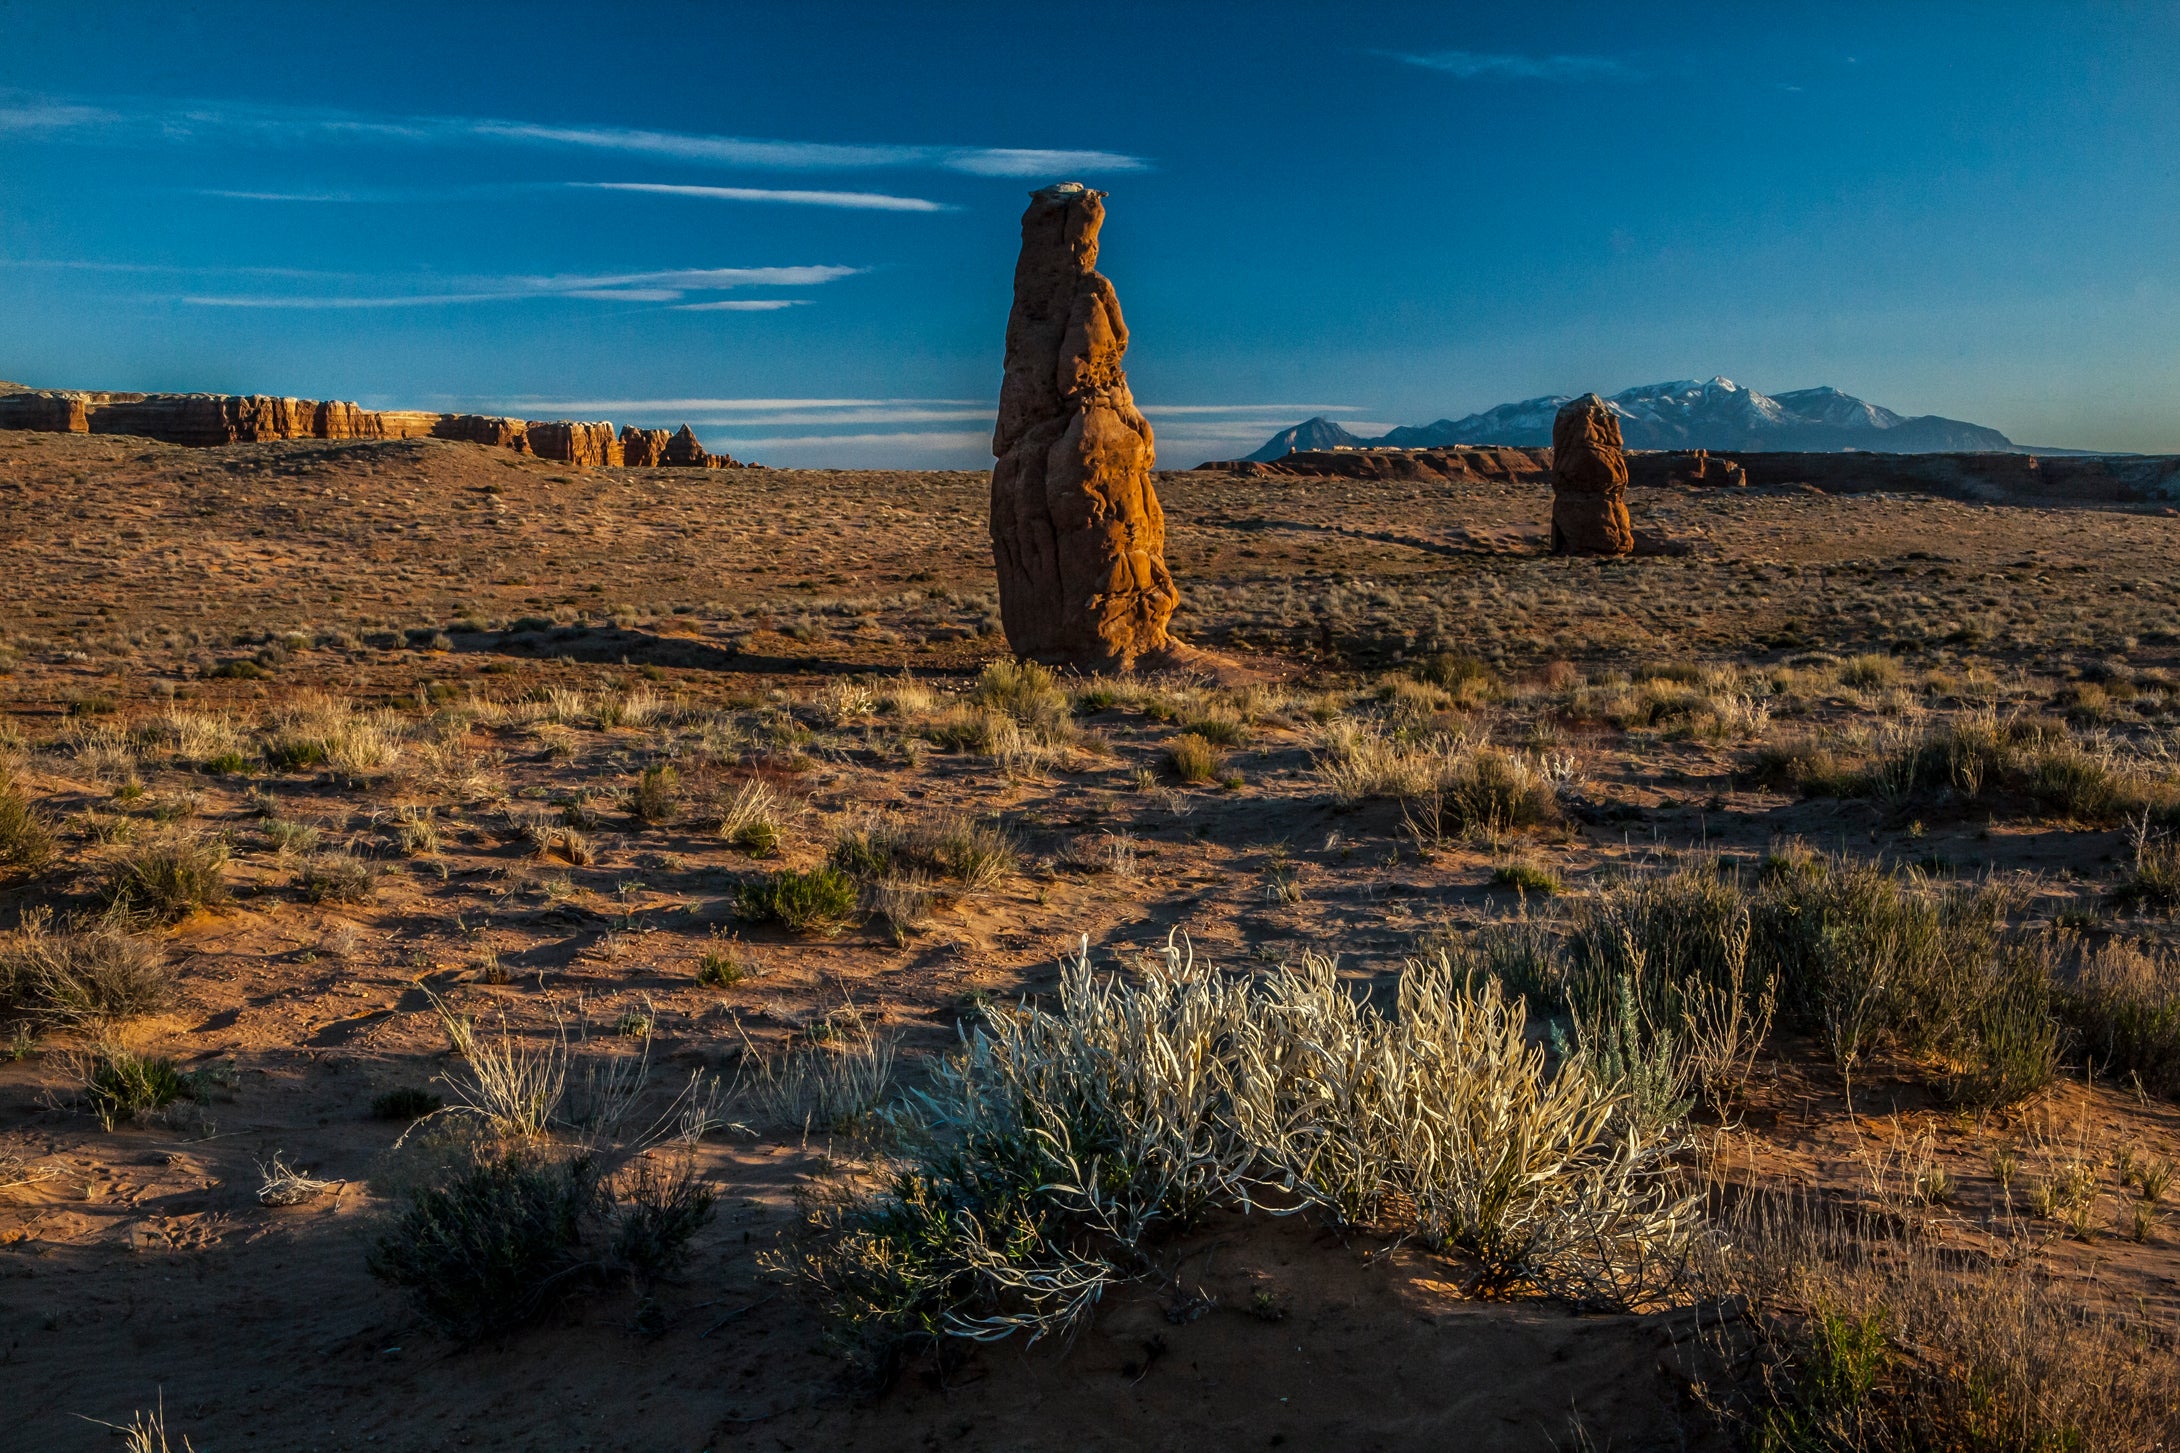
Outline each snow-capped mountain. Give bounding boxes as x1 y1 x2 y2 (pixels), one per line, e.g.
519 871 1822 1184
1246 378 2015 460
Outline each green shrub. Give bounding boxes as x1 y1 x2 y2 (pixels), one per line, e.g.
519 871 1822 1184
1490 863 1560 895
630 764 679 825
372 1086 444 1121
98 837 230 925
368 1152 606 1341
610 1154 717 1287
697 947 747 987
85 1049 188 1128
737 866 860 936
368 1148 714 1339
1750 856 2010 1062
1554 855 2046 1109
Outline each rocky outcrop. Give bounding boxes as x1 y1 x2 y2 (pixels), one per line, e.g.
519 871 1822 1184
1549 394 1634 556
620 426 670 467
0 387 748 468
1683 450 2180 504
1196 445 1552 484
659 425 729 468
529 420 622 468
989 183 1178 671
0 390 90 433
1624 449 1746 489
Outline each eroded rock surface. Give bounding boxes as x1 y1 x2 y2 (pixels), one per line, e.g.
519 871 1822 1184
990 183 1178 670
1550 394 1635 556
0 390 744 468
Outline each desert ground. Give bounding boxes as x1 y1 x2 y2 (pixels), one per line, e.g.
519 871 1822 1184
5 427 2180 1450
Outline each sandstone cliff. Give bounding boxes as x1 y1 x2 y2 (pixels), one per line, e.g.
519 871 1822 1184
0 387 747 469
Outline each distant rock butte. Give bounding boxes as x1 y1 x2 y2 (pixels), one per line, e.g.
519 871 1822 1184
0 388 747 468
990 183 1179 671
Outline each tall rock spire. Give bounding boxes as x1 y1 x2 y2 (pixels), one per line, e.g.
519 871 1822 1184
989 183 1179 670
1549 393 1635 556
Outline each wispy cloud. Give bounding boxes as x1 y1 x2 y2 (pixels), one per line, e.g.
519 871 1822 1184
174 262 859 309
671 299 810 312
196 188 370 203
0 99 117 132
1138 403 1365 415
725 430 992 450
1 90 1149 177
572 181 948 213
495 396 988 412
529 265 859 289
184 291 521 309
1384 50 1638 81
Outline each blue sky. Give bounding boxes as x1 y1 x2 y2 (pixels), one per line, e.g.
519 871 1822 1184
3 2 2177 464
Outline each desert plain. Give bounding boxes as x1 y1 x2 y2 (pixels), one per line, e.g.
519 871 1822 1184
5 425 2180 1449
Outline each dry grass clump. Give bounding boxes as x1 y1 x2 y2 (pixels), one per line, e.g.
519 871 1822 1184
832 812 1016 939
2114 816 2180 911
0 912 169 1028
776 936 1697 1371
714 776 790 856
89 1397 197 1453
828 819 1015 897
97 836 230 926
403 736 505 804
733 1028 899 1138
1751 709 2180 826
261 692 404 778
1166 731 1221 783
1477 857 2051 1111
149 708 253 772
2051 937 2180 1098
969 657 1069 729
1697 1194 2180 1451
1316 722 1571 841
0 771 57 878
921 660 1081 775
435 1006 568 1139
296 850 378 904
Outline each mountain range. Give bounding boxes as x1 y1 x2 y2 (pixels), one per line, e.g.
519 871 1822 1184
1244 377 2017 461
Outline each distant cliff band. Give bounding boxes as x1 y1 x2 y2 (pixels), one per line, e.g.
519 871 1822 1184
0 387 744 469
